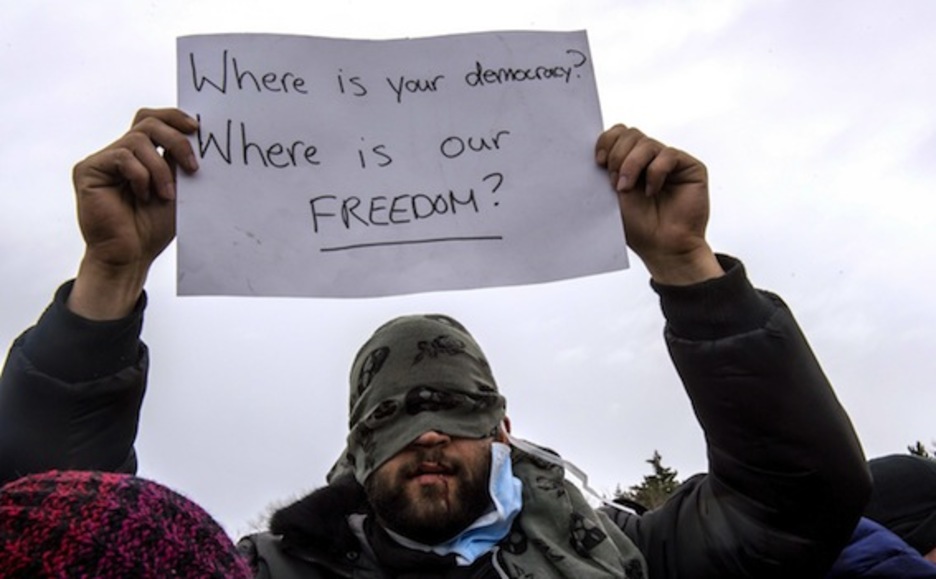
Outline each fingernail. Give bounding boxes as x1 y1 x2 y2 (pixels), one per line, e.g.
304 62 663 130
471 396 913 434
187 154 199 171
616 174 629 191
164 181 176 200
595 150 607 164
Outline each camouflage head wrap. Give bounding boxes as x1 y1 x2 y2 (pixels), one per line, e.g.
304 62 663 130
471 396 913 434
336 314 507 483
328 315 648 579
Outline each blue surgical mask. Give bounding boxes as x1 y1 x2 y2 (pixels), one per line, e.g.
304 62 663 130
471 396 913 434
386 441 523 565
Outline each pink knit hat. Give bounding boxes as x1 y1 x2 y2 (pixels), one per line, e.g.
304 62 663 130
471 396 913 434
0 470 252 578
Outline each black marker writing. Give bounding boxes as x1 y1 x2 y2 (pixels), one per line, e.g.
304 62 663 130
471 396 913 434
566 48 587 70
356 138 393 169
464 49 587 87
337 69 368 96
386 74 445 104
483 172 504 206
189 50 309 94
439 130 511 159
321 236 503 252
309 188 478 233
196 117 320 168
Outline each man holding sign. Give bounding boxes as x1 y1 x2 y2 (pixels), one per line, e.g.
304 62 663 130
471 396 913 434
0 104 869 578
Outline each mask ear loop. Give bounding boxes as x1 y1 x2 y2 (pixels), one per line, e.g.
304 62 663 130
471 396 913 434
502 426 638 514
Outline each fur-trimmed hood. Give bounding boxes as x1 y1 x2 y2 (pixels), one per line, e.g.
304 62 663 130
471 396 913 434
268 473 367 559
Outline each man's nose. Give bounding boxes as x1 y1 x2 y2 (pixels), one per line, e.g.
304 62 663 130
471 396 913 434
411 430 451 448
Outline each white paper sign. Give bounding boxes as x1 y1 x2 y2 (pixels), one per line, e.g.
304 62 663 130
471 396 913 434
176 31 627 298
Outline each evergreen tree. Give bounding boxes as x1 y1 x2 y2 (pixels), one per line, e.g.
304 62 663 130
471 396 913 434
615 451 680 510
908 440 935 458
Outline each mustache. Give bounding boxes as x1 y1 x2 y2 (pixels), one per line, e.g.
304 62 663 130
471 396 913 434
399 448 462 478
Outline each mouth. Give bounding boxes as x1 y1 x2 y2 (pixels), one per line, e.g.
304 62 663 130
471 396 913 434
408 462 456 485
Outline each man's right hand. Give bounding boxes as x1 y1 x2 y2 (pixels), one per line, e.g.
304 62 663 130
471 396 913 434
68 108 199 320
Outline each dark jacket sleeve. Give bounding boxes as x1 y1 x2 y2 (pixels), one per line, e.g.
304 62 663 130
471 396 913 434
608 255 872 578
0 281 148 485
826 518 936 578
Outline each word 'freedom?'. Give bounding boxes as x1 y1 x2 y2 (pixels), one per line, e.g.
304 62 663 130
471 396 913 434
176 31 628 298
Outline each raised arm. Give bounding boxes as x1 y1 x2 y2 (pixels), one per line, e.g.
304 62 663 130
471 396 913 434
70 108 199 319
0 109 198 485
596 125 871 577
594 123 723 285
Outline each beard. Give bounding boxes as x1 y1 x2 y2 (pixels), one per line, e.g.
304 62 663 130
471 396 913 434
365 446 493 544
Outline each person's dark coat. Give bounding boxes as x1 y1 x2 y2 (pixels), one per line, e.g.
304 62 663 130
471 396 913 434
0 256 871 578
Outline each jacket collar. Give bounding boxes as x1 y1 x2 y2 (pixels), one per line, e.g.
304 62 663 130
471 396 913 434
269 474 367 570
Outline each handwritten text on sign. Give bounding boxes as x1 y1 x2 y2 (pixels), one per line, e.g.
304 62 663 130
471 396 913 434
176 31 627 297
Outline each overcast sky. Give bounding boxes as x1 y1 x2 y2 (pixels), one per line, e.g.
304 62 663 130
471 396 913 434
1 0 935 537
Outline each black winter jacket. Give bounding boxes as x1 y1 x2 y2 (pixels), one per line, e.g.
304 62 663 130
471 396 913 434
0 256 871 578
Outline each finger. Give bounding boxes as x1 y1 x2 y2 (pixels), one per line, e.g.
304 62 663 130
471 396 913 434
599 127 645 191
595 123 631 166
131 114 199 174
612 133 663 193
132 107 199 134
643 147 681 197
76 146 153 202
645 147 707 197
86 129 175 202
123 131 177 201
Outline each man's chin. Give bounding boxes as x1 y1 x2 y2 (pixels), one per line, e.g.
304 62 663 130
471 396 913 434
404 478 459 514
409 472 456 493
368 464 491 545
387 485 472 542
387 510 470 545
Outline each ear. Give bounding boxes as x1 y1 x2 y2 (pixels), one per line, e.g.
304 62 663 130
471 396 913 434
495 416 512 442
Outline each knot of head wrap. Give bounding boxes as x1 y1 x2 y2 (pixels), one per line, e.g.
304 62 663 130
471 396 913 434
332 314 506 483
